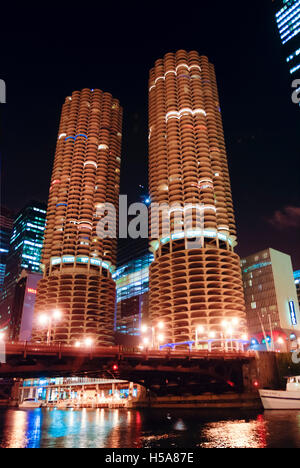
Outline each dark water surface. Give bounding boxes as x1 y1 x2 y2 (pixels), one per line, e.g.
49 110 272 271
0 407 300 448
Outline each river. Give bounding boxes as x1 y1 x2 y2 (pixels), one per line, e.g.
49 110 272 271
0 407 300 448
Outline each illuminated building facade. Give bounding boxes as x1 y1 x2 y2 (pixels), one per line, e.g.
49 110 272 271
33 89 122 346
0 201 46 336
0 206 14 291
242 248 300 349
20 377 139 406
148 50 247 345
114 253 154 338
275 0 300 77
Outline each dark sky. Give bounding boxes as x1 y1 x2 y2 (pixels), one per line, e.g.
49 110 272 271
0 1 299 268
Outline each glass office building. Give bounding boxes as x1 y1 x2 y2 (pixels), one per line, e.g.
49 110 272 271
275 0 300 76
0 206 14 291
114 253 154 337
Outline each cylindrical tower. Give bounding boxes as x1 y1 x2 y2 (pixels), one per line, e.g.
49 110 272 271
148 50 247 345
33 88 122 345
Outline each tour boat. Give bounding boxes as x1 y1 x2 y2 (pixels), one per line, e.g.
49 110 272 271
259 376 300 409
19 398 42 408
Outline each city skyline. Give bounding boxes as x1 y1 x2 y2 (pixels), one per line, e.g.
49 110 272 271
1 1 300 451
1 2 299 271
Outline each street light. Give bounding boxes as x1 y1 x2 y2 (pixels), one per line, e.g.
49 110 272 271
157 334 164 343
141 322 165 349
195 325 205 349
84 338 93 347
38 309 62 344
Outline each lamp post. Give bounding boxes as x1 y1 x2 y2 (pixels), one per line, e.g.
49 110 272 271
195 325 205 350
221 318 239 352
38 310 62 344
141 322 164 349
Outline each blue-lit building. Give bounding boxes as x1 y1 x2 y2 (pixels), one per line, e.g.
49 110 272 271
113 253 154 339
0 201 46 338
294 270 300 308
275 0 300 77
0 206 14 292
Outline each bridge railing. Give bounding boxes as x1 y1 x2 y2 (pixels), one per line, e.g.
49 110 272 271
3 341 256 360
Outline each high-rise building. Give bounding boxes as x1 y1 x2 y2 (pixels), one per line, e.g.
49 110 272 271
274 0 300 77
241 248 300 349
114 252 154 339
294 270 300 307
0 201 46 336
33 89 123 346
148 50 247 345
0 206 14 291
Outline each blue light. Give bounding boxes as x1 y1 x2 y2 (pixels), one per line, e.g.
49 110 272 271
289 300 297 326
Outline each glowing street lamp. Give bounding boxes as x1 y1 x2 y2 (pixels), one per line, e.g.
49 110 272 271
84 337 93 348
38 309 62 344
141 322 165 349
195 325 205 349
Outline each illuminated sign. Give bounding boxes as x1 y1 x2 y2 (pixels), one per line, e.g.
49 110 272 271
289 300 298 326
27 288 37 295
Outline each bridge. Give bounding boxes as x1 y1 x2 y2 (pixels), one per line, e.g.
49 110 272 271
0 342 257 395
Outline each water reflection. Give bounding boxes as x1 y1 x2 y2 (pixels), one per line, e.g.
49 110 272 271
0 408 300 448
200 418 267 448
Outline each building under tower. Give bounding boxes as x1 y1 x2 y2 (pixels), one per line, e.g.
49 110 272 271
33 89 123 346
148 50 247 346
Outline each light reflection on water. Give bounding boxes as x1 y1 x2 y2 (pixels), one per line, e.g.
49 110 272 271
1 407 300 448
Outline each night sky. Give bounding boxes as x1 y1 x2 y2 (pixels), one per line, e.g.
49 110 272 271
1 1 299 268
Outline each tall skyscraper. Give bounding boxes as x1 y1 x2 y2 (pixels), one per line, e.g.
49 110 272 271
148 50 247 345
0 201 46 336
274 0 300 77
0 206 14 291
33 89 123 346
242 248 300 349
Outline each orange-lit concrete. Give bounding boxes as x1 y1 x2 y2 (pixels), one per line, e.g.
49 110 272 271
33 89 122 346
148 50 247 343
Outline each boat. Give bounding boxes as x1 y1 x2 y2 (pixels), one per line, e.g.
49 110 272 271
19 398 42 408
259 376 300 409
